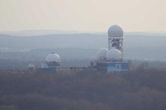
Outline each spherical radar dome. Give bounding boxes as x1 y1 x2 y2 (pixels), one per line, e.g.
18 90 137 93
108 25 123 37
96 48 108 61
106 48 122 61
45 53 61 63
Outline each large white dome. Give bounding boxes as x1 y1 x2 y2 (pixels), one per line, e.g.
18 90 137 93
45 53 61 63
106 48 122 61
108 25 123 37
96 48 108 61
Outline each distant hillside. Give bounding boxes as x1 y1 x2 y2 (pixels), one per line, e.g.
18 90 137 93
0 32 166 61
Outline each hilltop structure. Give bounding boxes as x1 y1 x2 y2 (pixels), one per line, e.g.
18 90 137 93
93 25 129 72
40 52 61 72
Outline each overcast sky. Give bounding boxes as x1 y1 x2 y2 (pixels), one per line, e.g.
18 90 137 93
0 0 166 32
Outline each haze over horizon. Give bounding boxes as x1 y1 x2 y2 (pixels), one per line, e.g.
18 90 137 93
0 0 166 32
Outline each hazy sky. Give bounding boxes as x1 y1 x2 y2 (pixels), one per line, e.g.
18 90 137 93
0 0 166 32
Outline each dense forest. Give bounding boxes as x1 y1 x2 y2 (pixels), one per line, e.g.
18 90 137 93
0 68 166 110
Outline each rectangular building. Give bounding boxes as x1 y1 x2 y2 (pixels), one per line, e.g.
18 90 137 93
107 62 129 72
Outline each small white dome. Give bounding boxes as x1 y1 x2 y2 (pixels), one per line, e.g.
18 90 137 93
45 53 61 63
28 64 35 69
96 48 108 61
108 25 123 37
106 48 122 61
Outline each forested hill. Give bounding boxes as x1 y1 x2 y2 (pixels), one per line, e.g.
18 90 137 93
0 68 166 110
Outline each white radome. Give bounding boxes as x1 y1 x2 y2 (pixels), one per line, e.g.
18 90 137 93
96 48 108 61
108 25 123 37
45 53 61 63
28 64 36 69
106 48 122 61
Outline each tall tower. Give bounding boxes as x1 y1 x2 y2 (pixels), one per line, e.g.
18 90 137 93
94 25 128 72
108 25 124 52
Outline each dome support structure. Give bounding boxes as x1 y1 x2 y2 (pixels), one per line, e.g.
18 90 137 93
93 25 129 73
108 25 124 60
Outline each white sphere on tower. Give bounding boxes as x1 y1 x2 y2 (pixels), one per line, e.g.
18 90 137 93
96 48 108 61
45 53 61 63
108 25 123 38
106 47 122 61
